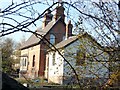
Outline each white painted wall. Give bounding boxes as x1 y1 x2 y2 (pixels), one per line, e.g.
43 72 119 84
47 37 109 84
63 39 109 84
48 51 64 84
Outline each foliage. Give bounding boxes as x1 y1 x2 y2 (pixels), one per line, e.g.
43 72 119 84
1 38 19 74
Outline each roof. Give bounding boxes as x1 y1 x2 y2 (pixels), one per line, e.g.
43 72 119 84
54 36 78 49
49 32 103 51
20 29 42 49
20 17 64 50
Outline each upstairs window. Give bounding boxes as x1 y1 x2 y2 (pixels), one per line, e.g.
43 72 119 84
76 50 86 66
32 55 35 67
50 34 55 46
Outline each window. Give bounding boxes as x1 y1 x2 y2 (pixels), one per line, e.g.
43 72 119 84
50 34 55 46
32 55 35 67
21 57 27 66
76 50 86 66
53 52 55 65
24 58 26 66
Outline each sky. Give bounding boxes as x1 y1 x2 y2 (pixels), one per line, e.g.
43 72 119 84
0 0 51 42
0 0 79 42
0 0 119 43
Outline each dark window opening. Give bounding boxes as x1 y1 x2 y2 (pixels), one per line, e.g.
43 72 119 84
53 53 55 65
32 55 35 67
25 58 26 66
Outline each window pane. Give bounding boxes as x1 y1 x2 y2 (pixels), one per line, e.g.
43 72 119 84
50 34 55 45
25 58 26 66
32 55 35 67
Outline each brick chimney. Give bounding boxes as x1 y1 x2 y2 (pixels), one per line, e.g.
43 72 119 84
66 20 73 39
55 4 65 22
43 9 53 29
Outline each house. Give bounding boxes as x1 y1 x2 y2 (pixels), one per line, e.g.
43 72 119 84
46 32 110 85
19 4 73 78
103 46 120 86
19 3 111 86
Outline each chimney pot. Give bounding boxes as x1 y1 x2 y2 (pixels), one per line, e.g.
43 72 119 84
55 4 65 22
42 9 53 29
66 20 73 39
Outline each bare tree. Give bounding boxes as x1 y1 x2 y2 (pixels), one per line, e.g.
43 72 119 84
0 0 119 89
